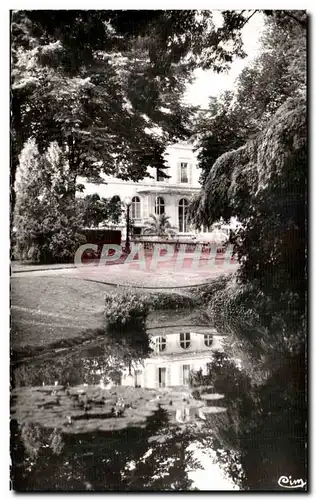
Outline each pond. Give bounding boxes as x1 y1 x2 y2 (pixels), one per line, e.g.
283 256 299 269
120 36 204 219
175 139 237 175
11 326 241 491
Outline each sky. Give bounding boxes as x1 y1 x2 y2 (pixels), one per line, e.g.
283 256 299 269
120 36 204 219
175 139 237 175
184 11 265 108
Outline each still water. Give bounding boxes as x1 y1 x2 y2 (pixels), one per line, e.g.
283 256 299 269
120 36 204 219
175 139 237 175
11 333 240 491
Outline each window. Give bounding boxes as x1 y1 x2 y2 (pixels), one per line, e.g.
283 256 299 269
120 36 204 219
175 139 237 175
178 198 188 233
180 332 191 349
180 162 188 183
131 196 141 219
156 168 164 182
156 336 166 352
155 197 165 216
111 195 121 203
204 334 213 347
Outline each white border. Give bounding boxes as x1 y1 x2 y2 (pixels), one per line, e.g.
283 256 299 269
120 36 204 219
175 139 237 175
2 3 313 498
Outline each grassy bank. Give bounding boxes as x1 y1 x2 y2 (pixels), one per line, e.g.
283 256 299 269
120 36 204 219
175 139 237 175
11 275 202 358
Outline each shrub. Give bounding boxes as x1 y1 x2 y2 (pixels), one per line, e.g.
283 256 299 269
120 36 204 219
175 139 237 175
147 291 201 310
192 274 232 304
104 291 150 355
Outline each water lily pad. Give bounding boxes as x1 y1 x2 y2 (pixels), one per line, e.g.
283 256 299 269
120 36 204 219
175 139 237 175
148 434 169 444
200 393 225 401
199 406 227 414
11 385 161 435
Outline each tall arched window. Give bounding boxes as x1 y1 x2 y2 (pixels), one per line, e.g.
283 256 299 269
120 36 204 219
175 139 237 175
111 195 121 203
178 198 188 232
155 197 165 216
131 196 141 219
180 332 191 349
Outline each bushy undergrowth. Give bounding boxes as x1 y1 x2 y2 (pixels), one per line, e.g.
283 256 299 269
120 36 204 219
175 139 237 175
192 274 232 305
105 291 149 329
104 291 150 355
147 291 201 310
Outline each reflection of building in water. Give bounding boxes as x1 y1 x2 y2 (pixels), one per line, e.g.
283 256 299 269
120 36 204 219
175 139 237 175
121 330 224 389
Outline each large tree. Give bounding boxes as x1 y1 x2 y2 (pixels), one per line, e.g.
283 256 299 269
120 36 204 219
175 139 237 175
186 15 307 490
10 10 248 212
194 10 306 184
14 139 84 263
189 93 307 489
14 9 284 225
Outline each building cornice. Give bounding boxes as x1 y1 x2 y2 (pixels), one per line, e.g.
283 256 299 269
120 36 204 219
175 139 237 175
135 186 200 195
146 350 219 362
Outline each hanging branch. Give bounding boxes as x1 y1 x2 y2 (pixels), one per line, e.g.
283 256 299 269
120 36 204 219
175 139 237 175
240 10 259 30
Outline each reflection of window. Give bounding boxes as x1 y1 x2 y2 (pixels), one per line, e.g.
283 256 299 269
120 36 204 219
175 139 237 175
155 197 165 216
182 364 190 386
156 336 166 352
134 370 142 388
131 196 141 219
180 332 191 349
180 162 188 183
158 367 166 388
178 198 188 233
204 334 213 347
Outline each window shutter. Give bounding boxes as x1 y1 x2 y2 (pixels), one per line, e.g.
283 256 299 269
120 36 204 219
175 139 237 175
138 198 142 219
142 196 148 219
188 164 193 185
167 366 171 387
179 365 183 386
177 162 181 184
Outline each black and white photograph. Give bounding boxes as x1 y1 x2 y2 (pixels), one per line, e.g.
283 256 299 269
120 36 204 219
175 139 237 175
9 8 307 492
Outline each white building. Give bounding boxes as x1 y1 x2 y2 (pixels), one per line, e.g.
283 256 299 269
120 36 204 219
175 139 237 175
78 141 201 238
121 329 224 390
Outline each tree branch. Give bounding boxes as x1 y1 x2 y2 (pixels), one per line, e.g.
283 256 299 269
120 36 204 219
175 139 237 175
240 10 259 30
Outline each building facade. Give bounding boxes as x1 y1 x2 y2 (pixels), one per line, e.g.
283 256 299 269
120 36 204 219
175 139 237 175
121 329 224 390
78 141 201 238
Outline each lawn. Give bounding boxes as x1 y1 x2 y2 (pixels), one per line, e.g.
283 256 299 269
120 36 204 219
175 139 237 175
11 275 203 355
11 276 112 352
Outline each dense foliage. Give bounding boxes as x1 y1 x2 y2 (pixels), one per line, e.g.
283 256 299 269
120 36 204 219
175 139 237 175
13 139 85 263
11 8 252 219
104 291 150 356
195 11 306 184
188 12 307 488
78 193 122 228
143 214 177 238
190 96 306 326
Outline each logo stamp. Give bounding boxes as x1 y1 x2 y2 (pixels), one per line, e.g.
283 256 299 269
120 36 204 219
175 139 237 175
278 475 307 489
